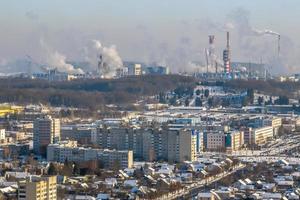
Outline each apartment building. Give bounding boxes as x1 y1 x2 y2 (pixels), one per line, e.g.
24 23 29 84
33 116 60 156
61 125 96 145
94 127 143 159
204 132 225 151
263 117 282 136
47 141 133 169
251 126 273 145
179 129 197 162
93 126 196 163
240 127 253 145
225 131 244 151
18 175 57 200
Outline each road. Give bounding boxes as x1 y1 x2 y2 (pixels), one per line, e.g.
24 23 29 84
153 164 246 200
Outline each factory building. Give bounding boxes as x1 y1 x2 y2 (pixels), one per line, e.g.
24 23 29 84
32 69 79 82
128 64 142 76
145 66 169 75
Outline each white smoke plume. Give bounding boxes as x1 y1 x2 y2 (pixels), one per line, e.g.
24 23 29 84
0 58 7 66
253 29 280 36
40 39 84 74
187 61 217 73
45 51 84 74
83 40 123 78
225 7 294 74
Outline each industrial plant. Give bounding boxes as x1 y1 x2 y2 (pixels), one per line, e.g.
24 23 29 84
196 30 282 81
19 28 281 82
0 19 284 83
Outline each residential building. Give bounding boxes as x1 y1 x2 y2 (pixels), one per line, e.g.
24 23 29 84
33 116 60 156
0 143 30 159
92 126 197 163
0 129 5 141
264 117 282 136
204 132 225 151
18 175 57 200
61 125 96 145
167 129 197 163
251 126 273 145
240 127 253 145
47 141 133 169
225 131 244 151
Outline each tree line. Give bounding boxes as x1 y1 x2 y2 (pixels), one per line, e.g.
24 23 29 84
0 75 196 109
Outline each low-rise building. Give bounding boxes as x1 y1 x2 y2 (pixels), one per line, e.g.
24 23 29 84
18 175 57 200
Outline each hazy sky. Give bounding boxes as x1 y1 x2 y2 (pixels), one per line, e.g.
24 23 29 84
0 0 300 74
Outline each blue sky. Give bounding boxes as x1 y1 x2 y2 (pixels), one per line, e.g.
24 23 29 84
0 0 300 73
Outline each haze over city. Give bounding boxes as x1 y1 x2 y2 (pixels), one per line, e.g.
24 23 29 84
0 2 300 200
1 0 300 75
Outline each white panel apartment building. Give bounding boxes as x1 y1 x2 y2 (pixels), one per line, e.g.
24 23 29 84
47 140 133 169
251 126 273 145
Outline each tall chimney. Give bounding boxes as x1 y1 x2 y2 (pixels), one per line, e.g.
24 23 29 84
278 35 280 57
223 31 231 74
227 31 230 49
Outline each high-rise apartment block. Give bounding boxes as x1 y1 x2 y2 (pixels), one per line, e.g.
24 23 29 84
92 126 196 163
33 116 60 156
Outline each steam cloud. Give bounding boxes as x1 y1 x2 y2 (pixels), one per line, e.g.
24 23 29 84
226 7 295 74
83 40 123 78
45 52 84 74
40 39 84 74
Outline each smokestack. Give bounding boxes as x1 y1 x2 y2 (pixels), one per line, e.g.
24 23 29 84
208 35 215 73
98 54 103 76
205 48 209 73
209 35 215 45
226 31 230 49
223 31 231 74
278 35 280 57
